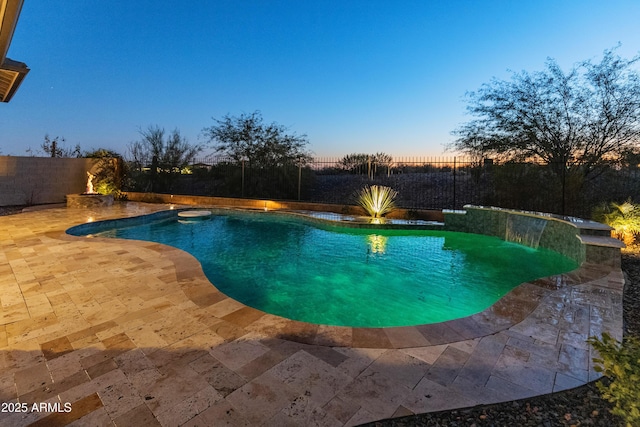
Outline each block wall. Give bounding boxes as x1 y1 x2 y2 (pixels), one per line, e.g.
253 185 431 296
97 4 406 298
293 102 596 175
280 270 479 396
0 156 97 206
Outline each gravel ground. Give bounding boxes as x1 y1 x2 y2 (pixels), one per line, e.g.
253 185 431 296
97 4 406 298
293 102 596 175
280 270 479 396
0 206 25 216
1 206 636 426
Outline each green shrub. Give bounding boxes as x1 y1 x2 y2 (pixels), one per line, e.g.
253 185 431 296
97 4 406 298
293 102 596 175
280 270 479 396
587 332 640 426
592 199 640 245
85 149 127 198
356 185 398 218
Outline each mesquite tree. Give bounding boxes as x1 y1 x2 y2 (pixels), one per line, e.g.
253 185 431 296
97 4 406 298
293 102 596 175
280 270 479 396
127 126 201 192
201 111 311 167
452 48 640 178
201 111 312 198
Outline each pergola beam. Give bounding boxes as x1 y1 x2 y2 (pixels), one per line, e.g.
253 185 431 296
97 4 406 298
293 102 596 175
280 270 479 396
0 0 28 102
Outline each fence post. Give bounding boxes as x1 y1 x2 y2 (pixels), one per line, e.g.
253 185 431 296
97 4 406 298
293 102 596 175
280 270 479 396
241 159 245 198
297 160 302 201
561 161 566 215
453 157 457 209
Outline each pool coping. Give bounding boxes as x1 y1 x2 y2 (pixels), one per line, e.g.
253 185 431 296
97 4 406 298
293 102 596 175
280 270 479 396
65 205 620 350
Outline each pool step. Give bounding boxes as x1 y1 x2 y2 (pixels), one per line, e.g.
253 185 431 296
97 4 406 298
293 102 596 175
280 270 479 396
178 210 212 219
572 221 614 237
576 234 625 248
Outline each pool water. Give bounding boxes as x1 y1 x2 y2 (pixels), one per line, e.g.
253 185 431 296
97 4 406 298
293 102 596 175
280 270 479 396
82 210 578 327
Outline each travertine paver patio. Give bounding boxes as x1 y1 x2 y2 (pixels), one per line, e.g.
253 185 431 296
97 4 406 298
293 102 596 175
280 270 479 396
0 203 624 426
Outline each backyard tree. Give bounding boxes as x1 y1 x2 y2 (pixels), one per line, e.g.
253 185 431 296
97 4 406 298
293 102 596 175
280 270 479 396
201 111 312 199
452 48 640 178
338 153 393 177
127 126 201 192
30 135 82 158
338 153 369 173
202 111 312 167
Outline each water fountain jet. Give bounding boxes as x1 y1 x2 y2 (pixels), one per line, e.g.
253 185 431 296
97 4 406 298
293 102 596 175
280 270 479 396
505 213 547 248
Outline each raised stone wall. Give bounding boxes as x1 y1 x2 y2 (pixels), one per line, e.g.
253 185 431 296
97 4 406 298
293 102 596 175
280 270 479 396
0 156 97 206
445 207 586 261
444 206 622 266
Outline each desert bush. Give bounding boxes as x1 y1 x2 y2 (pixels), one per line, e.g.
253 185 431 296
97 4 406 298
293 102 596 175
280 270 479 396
85 149 127 199
592 199 640 245
588 332 640 427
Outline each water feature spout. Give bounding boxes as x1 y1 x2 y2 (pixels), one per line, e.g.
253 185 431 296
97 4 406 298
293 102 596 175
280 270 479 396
505 214 547 248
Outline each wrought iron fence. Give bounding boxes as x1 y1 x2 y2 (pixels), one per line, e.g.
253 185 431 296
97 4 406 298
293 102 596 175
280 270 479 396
125 155 640 218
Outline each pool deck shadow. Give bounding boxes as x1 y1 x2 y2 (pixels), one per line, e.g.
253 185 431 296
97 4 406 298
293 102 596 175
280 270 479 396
0 203 624 426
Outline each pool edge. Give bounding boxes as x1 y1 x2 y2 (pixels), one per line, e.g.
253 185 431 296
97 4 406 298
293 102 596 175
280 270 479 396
61 204 624 349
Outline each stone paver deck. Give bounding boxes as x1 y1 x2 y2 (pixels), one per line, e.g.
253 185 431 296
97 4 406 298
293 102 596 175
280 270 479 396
0 203 624 426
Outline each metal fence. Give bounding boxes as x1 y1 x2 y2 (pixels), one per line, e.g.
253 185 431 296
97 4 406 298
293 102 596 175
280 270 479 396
127 155 640 218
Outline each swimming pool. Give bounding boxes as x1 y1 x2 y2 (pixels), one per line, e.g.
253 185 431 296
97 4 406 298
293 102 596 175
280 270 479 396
68 209 578 327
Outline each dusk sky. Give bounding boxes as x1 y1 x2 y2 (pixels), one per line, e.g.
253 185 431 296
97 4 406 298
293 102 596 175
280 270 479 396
2 1 639 158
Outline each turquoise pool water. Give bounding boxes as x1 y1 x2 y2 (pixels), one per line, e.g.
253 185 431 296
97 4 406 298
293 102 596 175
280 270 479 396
70 210 578 327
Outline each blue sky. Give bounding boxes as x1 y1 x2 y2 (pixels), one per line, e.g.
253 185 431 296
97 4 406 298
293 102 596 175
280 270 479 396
2 1 639 158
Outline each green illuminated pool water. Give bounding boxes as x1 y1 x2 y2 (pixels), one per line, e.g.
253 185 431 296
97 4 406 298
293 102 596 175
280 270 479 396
74 210 578 327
